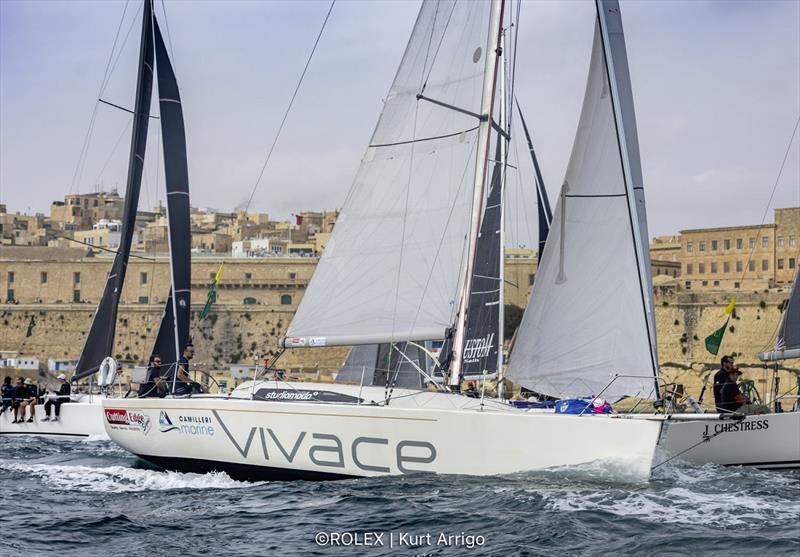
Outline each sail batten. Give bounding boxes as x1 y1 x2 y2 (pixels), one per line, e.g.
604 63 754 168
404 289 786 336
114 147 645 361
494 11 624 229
283 0 495 348
74 1 155 381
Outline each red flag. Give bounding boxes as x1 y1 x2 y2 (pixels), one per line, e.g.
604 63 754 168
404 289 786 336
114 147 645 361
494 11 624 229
295 214 303 226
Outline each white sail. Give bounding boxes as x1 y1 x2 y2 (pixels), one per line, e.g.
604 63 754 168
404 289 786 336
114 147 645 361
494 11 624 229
506 10 658 401
284 1 493 348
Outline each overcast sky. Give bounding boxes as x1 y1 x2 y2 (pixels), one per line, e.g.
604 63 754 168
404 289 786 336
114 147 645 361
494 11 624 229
1 0 798 245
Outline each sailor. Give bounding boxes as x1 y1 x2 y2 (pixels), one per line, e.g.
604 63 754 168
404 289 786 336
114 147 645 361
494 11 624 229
465 381 479 398
712 355 736 411
17 378 38 423
166 342 199 395
0 376 12 416
43 374 71 422
139 354 166 398
716 365 749 414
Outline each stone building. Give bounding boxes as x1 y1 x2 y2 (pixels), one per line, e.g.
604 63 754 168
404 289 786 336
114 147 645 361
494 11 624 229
679 207 799 291
50 192 124 230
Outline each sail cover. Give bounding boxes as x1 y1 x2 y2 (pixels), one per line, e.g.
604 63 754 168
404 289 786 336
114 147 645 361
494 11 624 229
505 12 658 401
759 269 800 361
151 19 191 364
461 134 503 377
74 1 154 380
283 0 492 348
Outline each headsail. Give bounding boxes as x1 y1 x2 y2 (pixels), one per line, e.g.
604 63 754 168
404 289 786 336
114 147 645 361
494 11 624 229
505 0 658 401
336 343 427 390
151 18 192 364
283 0 496 348
759 269 800 361
74 1 154 380
517 102 553 257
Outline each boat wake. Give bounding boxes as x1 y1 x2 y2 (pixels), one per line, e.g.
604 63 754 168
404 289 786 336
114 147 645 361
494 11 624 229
0 460 264 493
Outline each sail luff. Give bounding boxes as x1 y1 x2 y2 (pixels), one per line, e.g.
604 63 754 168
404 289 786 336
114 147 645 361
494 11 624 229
759 268 800 361
74 0 154 381
450 0 505 387
596 0 660 396
152 18 191 364
516 101 553 257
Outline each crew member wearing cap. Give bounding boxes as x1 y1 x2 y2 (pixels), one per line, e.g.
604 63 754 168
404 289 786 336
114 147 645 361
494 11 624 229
715 359 749 413
17 378 38 423
43 374 71 422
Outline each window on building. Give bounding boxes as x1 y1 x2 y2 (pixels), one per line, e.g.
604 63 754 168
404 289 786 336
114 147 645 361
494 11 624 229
736 238 743 250
749 260 755 272
749 238 756 249
736 261 743 273
699 241 705 252
7 271 14 283
245 272 252 280
762 259 768 271
528 274 535 286
711 262 717 273
711 240 718 251
210 272 216 279
762 236 769 248
724 239 731 250
723 261 730 273
280 294 292 305
140 272 148 285
685 281 691 289
7 289 14 302
790 258 796 269
73 290 81 303
686 264 693 275
778 259 784 270
73 272 80 284
243 297 257 305
790 235 796 247
138 296 149 304
734 282 740 289
702 280 708 286
699 263 705 274
40 271 47 284
289 272 297 280
713 280 720 286
686 241 693 253
777 236 784 247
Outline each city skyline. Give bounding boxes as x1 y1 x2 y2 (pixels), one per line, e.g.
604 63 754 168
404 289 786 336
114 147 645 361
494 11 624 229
1 0 798 244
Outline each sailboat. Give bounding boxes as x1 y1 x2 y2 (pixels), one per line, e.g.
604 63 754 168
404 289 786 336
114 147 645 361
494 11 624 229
0 0 190 439
101 0 665 482
661 269 800 470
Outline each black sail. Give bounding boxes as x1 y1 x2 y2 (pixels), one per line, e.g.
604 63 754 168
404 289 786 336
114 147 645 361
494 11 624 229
517 102 553 258
777 269 800 352
151 19 191 365
461 133 504 377
74 1 154 380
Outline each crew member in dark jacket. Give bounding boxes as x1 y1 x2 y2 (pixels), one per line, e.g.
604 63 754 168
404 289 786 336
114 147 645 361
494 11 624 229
715 363 748 413
139 355 166 398
713 355 735 411
0 376 13 416
43 374 71 421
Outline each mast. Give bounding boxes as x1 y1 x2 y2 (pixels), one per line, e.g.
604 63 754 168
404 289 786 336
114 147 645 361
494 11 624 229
73 0 154 381
596 0 660 398
496 28 508 397
450 0 505 389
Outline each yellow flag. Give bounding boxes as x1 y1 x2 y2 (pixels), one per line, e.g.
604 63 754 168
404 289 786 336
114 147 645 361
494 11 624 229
214 262 224 286
719 296 736 317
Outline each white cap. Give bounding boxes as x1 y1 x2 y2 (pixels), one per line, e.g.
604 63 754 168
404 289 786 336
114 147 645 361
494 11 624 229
57 373 67 380
24 378 33 384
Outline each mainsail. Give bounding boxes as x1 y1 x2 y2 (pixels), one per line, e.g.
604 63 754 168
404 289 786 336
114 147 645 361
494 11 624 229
517 103 553 257
283 0 496 348
151 19 192 364
505 0 659 401
74 1 154 380
336 343 427 390
759 269 800 361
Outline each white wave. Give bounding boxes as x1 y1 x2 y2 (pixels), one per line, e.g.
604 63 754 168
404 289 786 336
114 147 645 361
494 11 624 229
81 433 111 443
540 486 800 527
0 461 263 493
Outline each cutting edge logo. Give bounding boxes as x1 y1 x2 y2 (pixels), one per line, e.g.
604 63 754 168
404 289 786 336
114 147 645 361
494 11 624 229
104 408 129 425
127 409 151 435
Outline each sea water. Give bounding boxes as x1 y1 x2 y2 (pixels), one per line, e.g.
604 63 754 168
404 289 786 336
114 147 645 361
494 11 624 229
0 436 797 556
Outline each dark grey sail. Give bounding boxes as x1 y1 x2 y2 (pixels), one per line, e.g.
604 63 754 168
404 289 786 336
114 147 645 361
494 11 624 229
150 19 192 365
336 343 426 390
517 101 553 258
759 269 800 361
74 1 154 381
461 133 504 378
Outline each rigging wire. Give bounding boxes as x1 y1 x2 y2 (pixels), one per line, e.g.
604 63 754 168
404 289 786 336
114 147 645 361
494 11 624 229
243 0 336 213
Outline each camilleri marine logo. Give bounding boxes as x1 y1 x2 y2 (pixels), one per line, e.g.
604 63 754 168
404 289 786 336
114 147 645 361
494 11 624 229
159 411 179 433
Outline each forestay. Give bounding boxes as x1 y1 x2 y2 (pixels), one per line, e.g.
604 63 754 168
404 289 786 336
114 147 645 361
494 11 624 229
506 9 658 401
283 0 492 348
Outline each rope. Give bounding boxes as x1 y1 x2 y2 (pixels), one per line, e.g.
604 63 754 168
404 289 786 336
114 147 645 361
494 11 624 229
652 425 727 470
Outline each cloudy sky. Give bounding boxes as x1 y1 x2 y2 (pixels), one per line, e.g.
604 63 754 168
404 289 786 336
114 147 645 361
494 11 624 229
1 0 798 244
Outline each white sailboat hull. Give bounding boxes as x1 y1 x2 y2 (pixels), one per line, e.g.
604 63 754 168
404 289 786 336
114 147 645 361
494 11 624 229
101 383 662 482
661 412 800 470
0 395 107 439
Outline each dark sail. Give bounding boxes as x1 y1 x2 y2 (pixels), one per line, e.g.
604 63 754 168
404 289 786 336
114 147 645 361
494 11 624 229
461 132 504 378
74 1 154 380
517 100 553 258
150 19 192 364
336 343 426 390
759 269 800 361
